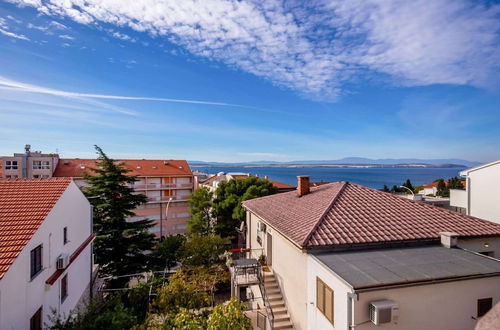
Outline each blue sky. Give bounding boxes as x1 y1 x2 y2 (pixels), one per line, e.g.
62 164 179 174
0 0 499 162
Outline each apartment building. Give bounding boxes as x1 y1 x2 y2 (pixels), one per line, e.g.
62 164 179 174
0 144 59 179
0 179 93 330
237 176 500 330
53 159 194 236
450 160 500 224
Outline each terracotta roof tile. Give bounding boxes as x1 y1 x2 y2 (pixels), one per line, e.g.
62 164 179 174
54 159 192 177
0 179 71 279
243 182 500 248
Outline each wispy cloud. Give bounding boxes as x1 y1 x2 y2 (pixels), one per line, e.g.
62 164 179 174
111 31 136 42
0 27 30 40
6 0 500 100
58 34 74 40
0 76 258 109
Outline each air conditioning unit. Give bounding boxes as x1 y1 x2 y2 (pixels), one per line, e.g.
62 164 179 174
369 300 399 325
56 254 69 270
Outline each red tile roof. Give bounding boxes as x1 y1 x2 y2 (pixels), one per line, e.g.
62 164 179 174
267 179 295 189
54 159 192 177
0 179 71 279
243 182 500 248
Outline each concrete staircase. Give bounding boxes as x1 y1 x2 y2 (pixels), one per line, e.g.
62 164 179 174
263 271 293 329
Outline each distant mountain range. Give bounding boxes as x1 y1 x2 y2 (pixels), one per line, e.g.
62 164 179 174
189 157 481 168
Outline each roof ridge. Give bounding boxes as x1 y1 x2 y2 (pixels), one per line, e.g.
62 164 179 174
301 181 348 246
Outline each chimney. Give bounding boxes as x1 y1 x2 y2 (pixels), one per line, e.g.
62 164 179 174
439 232 458 248
24 144 31 154
297 176 310 197
264 175 269 180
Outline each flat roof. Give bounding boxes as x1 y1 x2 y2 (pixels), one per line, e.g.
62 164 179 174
313 246 500 290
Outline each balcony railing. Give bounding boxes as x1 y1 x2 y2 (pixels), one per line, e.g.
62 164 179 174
132 183 193 190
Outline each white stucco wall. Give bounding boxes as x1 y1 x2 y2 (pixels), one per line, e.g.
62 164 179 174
450 189 467 209
465 162 500 224
458 237 500 259
307 255 352 330
246 212 309 330
0 182 93 330
353 276 500 330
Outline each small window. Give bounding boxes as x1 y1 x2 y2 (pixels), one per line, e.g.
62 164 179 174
5 160 18 170
30 306 42 330
32 160 42 170
30 245 43 279
33 175 40 178
316 277 334 324
478 298 493 318
63 227 68 245
42 161 50 169
479 251 495 257
61 274 68 303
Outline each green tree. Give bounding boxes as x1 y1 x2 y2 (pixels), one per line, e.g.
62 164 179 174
49 295 138 330
436 179 449 197
448 176 465 190
153 272 211 315
213 177 277 238
402 179 414 192
151 234 186 271
83 145 156 286
178 234 231 267
207 297 252 330
382 185 390 192
188 187 214 235
169 309 207 330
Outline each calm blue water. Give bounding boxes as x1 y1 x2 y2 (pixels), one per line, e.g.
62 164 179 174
192 166 464 189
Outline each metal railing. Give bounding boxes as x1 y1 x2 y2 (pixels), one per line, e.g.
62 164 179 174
258 266 274 329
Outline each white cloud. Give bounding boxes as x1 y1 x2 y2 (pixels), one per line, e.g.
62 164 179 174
50 21 69 30
6 0 500 99
0 76 257 110
58 34 74 40
0 27 30 40
111 31 136 42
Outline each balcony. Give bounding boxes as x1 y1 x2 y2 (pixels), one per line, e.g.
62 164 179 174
132 183 193 191
147 195 190 203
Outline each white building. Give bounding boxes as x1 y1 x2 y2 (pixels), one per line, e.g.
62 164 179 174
0 179 94 330
240 176 500 330
450 160 500 223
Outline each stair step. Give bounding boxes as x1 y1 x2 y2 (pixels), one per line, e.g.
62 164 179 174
271 306 288 315
274 314 290 322
273 319 293 329
269 300 285 308
269 295 283 301
266 287 281 294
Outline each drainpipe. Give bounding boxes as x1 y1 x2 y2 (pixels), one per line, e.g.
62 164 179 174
348 291 357 329
466 177 471 216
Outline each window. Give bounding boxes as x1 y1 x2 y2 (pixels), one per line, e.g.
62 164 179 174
32 161 42 170
478 298 493 318
63 227 68 244
479 251 495 257
42 161 50 169
61 274 68 303
30 245 43 279
316 277 334 324
33 175 40 178
30 307 42 330
5 160 18 170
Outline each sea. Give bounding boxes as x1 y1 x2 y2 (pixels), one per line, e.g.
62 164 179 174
191 166 464 190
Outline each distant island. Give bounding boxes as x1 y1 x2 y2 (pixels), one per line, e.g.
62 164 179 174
189 157 478 168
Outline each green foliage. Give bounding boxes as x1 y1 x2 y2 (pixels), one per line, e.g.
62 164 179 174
179 234 231 267
169 309 207 330
213 177 277 238
49 295 138 330
207 297 252 330
188 187 214 235
382 184 390 192
448 176 465 190
83 146 156 286
436 179 448 197
126 278 164 323
402 179 414 192
151 234 186 271
153 272 211 315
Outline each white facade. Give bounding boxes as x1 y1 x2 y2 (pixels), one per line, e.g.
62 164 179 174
246 210 500 330
0 182 93 330
450 160 500 223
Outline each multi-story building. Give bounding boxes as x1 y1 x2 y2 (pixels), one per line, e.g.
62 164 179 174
0 144 59 179
1 146 194 236
232 176 500 330
53 158 194 236
450 160 500 223
0 179 94 330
